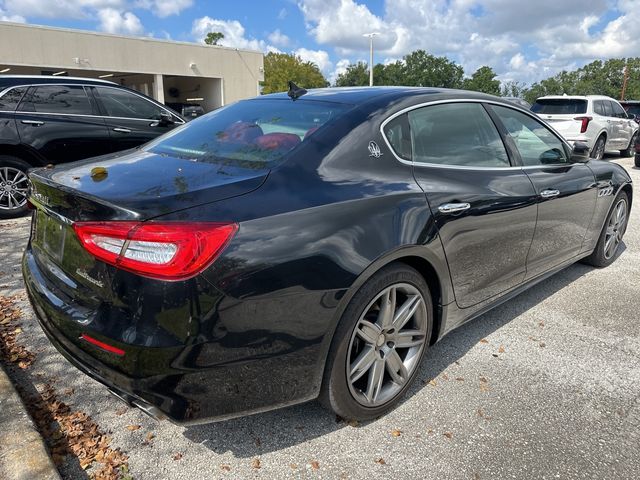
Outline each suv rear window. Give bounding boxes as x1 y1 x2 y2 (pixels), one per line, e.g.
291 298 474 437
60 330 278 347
531 99 587 114
145 99 349 166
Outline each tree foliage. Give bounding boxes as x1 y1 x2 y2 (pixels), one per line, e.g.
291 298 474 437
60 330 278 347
463 66 501 95
204 32 224 46
261 52 329 94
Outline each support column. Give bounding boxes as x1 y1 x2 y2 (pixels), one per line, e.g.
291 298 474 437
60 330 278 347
152 74 165 104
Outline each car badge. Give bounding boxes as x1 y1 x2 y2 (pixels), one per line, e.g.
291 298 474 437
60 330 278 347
368 141 383 158
32 192 50 207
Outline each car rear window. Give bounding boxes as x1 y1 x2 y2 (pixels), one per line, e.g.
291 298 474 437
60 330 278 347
531 99 587 114
145 99 349 167
622 104 640 116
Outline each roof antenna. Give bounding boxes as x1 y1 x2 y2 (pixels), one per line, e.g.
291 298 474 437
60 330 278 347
287 81 307 101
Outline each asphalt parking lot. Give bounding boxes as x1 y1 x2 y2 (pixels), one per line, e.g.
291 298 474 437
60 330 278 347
1 156 639 480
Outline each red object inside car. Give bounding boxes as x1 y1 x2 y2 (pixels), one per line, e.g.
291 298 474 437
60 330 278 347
254 133 301 150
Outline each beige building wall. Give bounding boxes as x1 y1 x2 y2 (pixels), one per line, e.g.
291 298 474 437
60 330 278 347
0 22 263 106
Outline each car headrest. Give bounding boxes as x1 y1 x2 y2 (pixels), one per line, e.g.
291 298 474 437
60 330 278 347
219 122 264 143
255 133 301 151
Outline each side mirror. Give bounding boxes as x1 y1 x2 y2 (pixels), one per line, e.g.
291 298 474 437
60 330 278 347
571 141 590 163
151 111 175 127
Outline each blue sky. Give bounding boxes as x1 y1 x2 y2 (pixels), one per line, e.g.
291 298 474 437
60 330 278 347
0 0 637 85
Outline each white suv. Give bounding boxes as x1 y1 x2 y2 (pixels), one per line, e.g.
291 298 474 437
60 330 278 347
531 95 638 159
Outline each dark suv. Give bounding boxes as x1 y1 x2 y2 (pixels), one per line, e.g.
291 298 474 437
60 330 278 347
0 75 184 218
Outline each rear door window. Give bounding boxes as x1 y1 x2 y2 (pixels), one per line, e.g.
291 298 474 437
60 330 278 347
531 99 587 114
408 102 510 167
602 101 613 117
593 101 605 116
22 85 93 115
491 105 569 166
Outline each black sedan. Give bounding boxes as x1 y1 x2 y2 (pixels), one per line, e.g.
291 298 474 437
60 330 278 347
23 87 632 423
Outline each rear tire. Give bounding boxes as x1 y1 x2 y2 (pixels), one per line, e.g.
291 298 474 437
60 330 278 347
635 155 640 168
582 191 629 268
0 155 31 219
591 135 606 160
620 132 637 157
320 263 432 421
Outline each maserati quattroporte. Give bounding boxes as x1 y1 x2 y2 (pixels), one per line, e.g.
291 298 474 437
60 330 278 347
23 86 632 423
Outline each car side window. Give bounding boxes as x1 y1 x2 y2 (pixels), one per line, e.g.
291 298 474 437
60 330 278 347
407 103 510 167
22 85 93 115
383 114 412 160
593 101 604 116
610 101 627 118
602 101 613 117
94 87 164 120
491 105 569 166
0 87 27 111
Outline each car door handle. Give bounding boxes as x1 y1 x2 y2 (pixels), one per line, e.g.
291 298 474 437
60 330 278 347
21 120 44 126
113 127 131 133
438 202 471 214
540 189 560 198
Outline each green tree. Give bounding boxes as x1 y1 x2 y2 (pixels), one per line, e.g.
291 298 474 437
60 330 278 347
204 32 225 45
335 62 370 86
462 66 501 95
402 50 464 88
500 80 527 98
261 52 329 94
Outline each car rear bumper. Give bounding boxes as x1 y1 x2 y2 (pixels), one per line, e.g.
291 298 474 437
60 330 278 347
22 247 324 424
562 135 593 148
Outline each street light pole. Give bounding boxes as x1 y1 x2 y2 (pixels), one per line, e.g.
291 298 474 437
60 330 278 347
363 32 380 86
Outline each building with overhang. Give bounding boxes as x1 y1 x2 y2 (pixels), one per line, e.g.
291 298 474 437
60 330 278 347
0 22 264 112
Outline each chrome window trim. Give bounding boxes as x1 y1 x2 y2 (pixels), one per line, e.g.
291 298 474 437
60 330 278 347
0 83 185 124
379 98 574 171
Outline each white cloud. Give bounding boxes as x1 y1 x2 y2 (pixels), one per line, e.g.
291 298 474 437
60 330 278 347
297 0 639 84
97 8 143 35
295 47 332 73
2 0 124 19
329 58 351 84
134 0 193 17
191 16 277 52
0 8 25 22
268 29 290 47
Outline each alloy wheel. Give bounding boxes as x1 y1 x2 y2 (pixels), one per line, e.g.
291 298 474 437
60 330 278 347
346 283 428 407
604 198 627 260
593 138 606 160
0 167 29 211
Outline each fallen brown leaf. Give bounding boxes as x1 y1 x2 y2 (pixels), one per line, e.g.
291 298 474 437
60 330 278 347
479 338 489 344
289 463 298 469
125 425 141 431
310 460 320 470
251 458 261 469
455 377 464 382
498 345 505 353
539 342 546 348
443 432 453 439
375 457 386 465
172 453 183 461
220 464 231 472
391 429 402 437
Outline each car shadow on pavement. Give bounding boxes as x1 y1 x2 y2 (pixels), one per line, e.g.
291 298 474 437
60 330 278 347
182 256 609 458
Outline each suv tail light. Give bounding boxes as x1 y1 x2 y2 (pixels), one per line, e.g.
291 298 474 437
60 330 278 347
73 221 237 281
574 116 592 133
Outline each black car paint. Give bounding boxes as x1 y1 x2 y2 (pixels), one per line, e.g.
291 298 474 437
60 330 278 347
0 76 183 167
22 87 633 423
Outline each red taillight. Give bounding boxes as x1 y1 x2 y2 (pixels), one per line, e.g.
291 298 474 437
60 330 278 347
574 116 592 134
80 333 125 356
73 221 238 281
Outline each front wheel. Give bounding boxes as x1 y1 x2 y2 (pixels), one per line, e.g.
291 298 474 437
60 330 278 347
583 192 629 267
591 135 606 160
0 155 31 219
320 263 432 421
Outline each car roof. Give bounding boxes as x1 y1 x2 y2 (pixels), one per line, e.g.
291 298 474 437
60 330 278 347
536 95 617 101
620 100 640 104
254 86 503 106
0 75 117 89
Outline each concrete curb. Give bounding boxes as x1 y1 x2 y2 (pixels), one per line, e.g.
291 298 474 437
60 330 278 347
0 364 61 480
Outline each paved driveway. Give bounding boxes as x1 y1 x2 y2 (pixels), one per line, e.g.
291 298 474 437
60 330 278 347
1 157 639 479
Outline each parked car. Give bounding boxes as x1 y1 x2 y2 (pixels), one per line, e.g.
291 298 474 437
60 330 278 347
531 95 638 160
620 100 640 124
503 96 531 109
23 87 632 424
166 102 206 121
635 131 640 167
0 75 185 218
